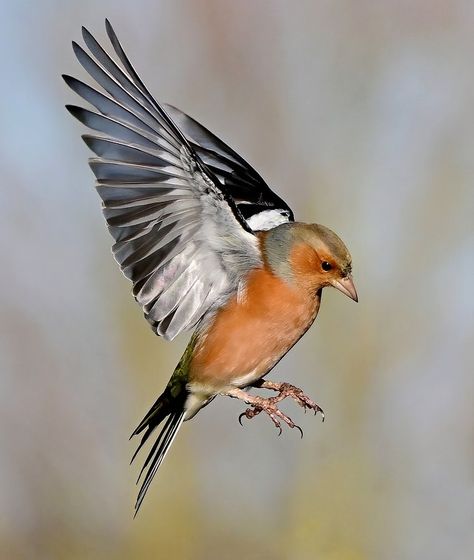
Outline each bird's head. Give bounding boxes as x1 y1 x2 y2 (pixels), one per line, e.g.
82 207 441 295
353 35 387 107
262 222 358 301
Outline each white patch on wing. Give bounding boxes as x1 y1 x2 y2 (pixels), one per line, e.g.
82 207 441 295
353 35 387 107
246 209 289 231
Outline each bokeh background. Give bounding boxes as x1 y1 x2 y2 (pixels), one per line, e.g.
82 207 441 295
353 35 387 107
1 1 473 558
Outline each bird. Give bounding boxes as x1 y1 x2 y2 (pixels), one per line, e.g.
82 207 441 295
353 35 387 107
64 20 358 514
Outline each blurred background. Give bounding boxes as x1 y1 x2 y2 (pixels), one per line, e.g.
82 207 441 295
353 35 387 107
1 0 473 558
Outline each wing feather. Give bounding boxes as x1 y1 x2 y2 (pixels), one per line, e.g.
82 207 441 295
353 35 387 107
164 104 295 228
65 22 265 339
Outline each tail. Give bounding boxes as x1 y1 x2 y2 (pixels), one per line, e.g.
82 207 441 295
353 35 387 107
130 334 198 514
130 386 187 515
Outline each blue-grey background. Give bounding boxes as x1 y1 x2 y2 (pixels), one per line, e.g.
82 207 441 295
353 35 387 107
1 1 473 559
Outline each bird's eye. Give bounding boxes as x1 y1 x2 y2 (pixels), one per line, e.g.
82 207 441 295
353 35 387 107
321 261 332 272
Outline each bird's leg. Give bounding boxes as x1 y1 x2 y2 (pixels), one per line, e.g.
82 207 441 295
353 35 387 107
223 387 303 437
251 380 325 420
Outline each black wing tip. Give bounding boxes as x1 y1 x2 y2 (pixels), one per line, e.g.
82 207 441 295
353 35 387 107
62 74 86 95
71 40 87 61
62 74 84 92
65 106 95 131
65 104 82 117
105 19 121 52
105 18 113 34
81 25 92 42
105 19 121 48
80 134 97 149
71 20 113 43
62 73 72 86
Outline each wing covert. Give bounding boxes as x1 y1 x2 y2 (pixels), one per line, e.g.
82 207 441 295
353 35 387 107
163 104 294 230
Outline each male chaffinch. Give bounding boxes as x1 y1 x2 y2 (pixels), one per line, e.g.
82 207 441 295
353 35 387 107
64 20 358 514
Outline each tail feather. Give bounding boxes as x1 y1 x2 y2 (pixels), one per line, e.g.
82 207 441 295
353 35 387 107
134 410 185 515
131 331 197 514
135 413 175 481
130 390 170 447
130 393 169 464
131 388 187 515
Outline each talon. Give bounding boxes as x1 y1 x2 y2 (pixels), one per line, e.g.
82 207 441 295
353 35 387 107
246 381 324 428
267 412 283 434
315 406 325 420
233 386 319 437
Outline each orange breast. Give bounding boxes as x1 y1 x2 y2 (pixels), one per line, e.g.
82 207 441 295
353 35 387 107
189 266 321 391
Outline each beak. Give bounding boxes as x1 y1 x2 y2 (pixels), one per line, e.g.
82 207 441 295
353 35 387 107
331 275 358 302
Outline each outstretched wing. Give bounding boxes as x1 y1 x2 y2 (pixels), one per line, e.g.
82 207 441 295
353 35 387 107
64 20 262 340
162 104 294 230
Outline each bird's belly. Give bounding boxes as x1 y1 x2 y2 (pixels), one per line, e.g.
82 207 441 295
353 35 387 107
189 268 320 392
232 367 272 388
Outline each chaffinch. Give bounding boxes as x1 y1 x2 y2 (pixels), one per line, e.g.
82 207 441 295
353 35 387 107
64 20 358 514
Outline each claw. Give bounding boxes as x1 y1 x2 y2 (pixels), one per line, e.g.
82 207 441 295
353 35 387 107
231 384 322 437
275 383 324 421
267 412 283 434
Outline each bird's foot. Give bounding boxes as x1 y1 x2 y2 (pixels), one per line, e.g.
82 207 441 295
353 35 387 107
253 380 325 421
224 387 303 437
